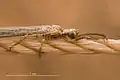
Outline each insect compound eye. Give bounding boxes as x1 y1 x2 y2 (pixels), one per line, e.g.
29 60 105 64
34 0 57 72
69 32 76 39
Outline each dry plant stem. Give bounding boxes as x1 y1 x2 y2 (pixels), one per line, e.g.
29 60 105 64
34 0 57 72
64 40 100 54
19 40 102 55
44 41 77 54
0 39 120 56
19 41 39 52
19 41 43 58
20 40 78 55
20 40 98 55
8 34 28 51
93 39 120 52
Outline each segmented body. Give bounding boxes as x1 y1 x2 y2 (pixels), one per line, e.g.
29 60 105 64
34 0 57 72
0 25 109 58
0 25 64 38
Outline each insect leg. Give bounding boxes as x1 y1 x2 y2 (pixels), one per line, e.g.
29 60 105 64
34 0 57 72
7 34 29 51
75 33 107 41
37 39 45 58
76 33 119 52
63 36 100 54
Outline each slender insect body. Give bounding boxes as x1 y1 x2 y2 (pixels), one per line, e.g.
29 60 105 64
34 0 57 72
0 25 80 41
0 25 63 38
0 25 107 58
34 28 79 41
0 25 81 41
0 25 107 42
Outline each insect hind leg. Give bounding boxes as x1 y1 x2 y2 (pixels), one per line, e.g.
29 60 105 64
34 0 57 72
7 34 29 51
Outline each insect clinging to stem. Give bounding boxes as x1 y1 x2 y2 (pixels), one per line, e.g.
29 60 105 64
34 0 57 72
0 25 107 57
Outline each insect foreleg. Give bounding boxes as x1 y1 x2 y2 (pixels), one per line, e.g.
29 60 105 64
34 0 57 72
63 36 99 54
75 33 107 41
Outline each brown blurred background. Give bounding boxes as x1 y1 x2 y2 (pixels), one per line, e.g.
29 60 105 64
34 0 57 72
0 0 120 80
0 0 120 38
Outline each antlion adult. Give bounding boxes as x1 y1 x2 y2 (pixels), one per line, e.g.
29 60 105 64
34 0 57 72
0 25 108 57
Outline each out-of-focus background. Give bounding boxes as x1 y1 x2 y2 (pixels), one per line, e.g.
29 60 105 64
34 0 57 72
0 0 120 38
0 0 120 80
